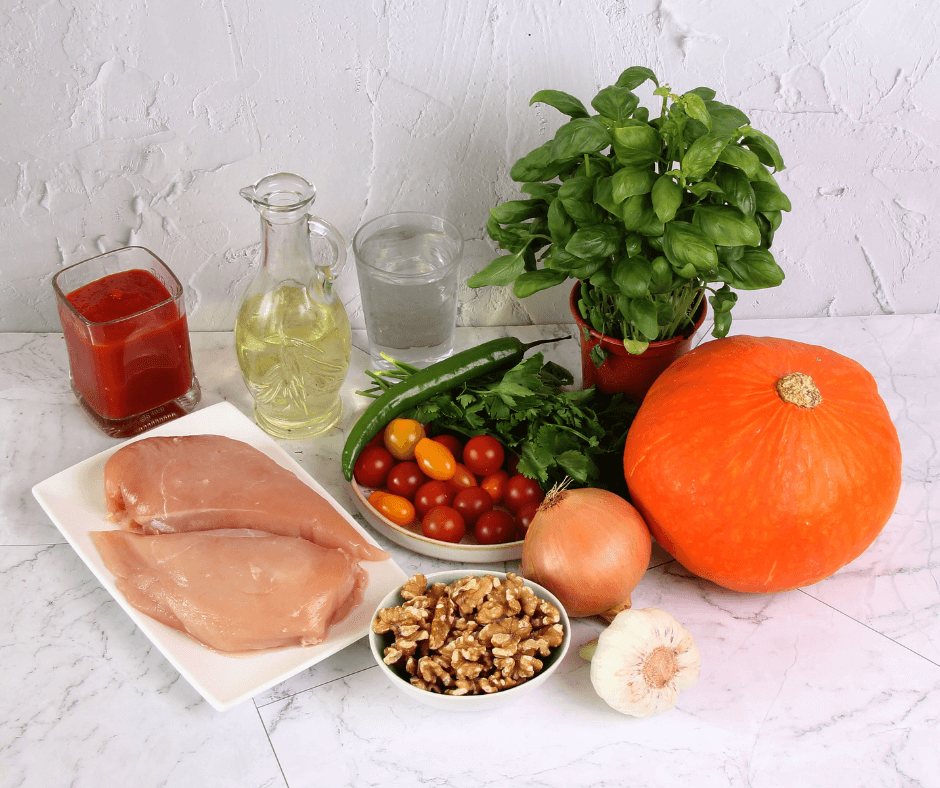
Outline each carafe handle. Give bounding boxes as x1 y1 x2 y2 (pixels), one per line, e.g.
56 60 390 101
307 216 348 282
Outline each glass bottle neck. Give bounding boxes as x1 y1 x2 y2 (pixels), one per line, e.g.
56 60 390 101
259 213 315 281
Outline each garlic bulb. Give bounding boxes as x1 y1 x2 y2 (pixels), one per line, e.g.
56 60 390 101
580 607 700 717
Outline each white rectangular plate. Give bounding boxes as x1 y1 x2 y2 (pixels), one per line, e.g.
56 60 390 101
31 401 407 712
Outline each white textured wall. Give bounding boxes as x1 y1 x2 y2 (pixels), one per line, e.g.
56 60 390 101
1 0 937 332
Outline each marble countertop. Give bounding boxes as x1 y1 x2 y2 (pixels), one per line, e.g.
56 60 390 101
2 315 938 788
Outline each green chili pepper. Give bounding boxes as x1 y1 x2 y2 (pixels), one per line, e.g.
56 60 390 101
341 336 565 480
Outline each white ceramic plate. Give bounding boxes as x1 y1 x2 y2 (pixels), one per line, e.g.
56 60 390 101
31 401 407 712
349 478 524 563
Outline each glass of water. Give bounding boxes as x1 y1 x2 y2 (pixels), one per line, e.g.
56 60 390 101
353 212 463 369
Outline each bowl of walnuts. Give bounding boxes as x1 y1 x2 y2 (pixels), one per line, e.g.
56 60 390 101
369 569 571 711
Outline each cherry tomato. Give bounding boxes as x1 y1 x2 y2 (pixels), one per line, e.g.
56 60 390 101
474 509 518 545
383 418 427 461
414 437 456 481
353 445 394 488
368 490 415 527
422 505 466 543
462 435 505 476
514 500 539 536
414 480 455 519
480 470 509 505
431 434 464 458
445 463 478 494
365 432 386 451
503 473 544 514
385 461 427 500
452 486 494 526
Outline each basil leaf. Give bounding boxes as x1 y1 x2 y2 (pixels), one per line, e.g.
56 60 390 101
721 248 785 289
704 101 750 134
619 193 655 231
762 209 783 231
550 117 612 159
629 298 660 340
510 141 571 182
717 144 762 178
663 221 719 272
612 123 661 166
682 132 731 179
694 205 761 247
486 214 528 252
651 175 683 222
708 285 738 313
567 258 608 279
713 309 732 338
521 182 560 201
687 181 724 198
467 252 526 288
716 169 756 216
688 87 717 102
612 167 656 202
751 180 792 212
513 269 568 298
649 256 673 293
624 233 643 256
612 256 653 298
491 199 546 224
616 66 659 90
547 198 576 246
591 86 640 122
742 128 786 170
559 176 605 225
566 225 622 259
681 93 711 130
529 89 590 118
593 176 620 216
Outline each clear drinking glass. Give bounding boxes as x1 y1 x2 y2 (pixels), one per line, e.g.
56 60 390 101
353 212 463 369
52 246 201 438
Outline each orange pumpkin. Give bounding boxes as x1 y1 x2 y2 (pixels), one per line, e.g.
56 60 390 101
623 335 902 593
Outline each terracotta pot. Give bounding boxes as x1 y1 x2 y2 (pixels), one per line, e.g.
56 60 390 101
569 282 707 402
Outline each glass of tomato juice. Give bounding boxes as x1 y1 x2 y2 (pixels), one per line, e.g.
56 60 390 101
52 246 201 437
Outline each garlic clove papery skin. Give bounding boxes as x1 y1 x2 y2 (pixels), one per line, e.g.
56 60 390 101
589 607 701 717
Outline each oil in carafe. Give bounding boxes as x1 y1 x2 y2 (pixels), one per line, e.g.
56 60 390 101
235 283 351 438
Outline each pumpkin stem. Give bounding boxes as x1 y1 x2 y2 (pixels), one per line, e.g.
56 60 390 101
776 372 822 409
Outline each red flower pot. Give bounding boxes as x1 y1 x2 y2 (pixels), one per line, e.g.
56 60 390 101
569 282 707 402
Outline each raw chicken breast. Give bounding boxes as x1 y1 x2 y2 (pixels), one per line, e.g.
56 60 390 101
104 435 387 562
91 528 367 652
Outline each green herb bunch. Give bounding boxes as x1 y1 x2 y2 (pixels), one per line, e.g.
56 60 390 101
468 66 792 359
359 353 637 494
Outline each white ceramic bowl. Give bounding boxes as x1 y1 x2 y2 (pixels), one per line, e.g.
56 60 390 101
350 479 524 563
368 569 571 712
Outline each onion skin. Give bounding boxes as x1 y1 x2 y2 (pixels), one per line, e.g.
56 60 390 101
521 487 652 618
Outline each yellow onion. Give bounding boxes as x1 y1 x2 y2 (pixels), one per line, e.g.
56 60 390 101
521 485 652 618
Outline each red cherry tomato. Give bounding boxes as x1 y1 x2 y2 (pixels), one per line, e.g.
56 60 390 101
503 473 544 514
474 509 518 545
452 486 494 526
432 434 464 458
386 461 427 500
414 480 455 519
480 470 508 505
368 490 415 527
462 435 505 476
445 463 478 494
383 418 426 461
422 505 466 543
353 446 395 488
514 500 539 536
365 432 386 451
414 437 456 481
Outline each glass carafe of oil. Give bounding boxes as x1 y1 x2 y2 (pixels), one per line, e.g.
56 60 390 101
235 172 351 439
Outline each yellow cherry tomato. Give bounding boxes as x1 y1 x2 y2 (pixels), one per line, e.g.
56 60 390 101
383 418 427 461
368 490 416 527
413 437 456 481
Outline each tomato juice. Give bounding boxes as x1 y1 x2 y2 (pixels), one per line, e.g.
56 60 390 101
57 267 194 420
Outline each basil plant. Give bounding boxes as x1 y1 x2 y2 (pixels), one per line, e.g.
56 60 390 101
468 66 791 359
